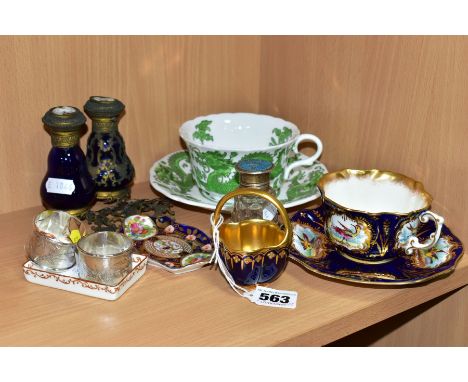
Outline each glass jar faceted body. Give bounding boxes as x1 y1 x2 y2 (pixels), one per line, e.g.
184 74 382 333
231 188 278 223
230 159 278 223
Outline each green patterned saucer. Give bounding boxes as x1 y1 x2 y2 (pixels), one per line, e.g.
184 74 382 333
150 150 327 211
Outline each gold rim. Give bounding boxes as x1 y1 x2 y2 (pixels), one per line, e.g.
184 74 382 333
289 252 464 286
338 251 396 265
65 205 93 217
317 169 433 216
213 188 292 250
96 188 129 200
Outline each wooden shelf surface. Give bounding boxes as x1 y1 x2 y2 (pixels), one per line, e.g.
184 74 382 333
0 183 466 346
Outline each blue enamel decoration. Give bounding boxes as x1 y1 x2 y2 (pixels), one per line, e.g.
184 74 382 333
220 244 288 285
84 96 135 200
143 216 212 270
321 198 428 264
290 207 464 285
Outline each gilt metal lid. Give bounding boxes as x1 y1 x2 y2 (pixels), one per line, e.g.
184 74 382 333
84 96 125 118
42 106 86 133
236 159 273 189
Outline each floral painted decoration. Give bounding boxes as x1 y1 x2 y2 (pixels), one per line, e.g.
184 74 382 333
147 236 191 259
201 244 212 252
124 215 157 241
144 216 213 271
181 252 212 267
164 225 175 234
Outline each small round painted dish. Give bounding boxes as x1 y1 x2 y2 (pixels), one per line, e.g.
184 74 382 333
124 215 157 241
143 216 212 274
150 150 327 211
290 207 464 285
144 235 192 259
181 252 212 267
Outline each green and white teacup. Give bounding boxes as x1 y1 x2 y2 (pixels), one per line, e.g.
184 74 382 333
179 113 323 199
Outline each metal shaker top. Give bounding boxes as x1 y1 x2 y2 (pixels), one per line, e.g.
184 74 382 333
236 159 273 189
84 96 125 118
42 106 86 133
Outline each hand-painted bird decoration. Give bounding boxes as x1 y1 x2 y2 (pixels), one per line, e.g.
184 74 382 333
333 221 359 239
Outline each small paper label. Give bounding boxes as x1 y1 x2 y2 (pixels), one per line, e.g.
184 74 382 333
249 286 298 309
52 106 75 115
262 204 277 221
45 178 75 195
69 229 81 244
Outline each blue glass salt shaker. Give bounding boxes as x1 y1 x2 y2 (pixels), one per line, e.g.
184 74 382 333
40 106 96 217
84 96 135 201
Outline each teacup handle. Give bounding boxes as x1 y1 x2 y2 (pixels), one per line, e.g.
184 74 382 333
284 134 323 180
405 211 444 255
213 188 293 250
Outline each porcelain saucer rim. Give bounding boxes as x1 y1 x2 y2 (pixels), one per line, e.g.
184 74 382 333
149 150 327 211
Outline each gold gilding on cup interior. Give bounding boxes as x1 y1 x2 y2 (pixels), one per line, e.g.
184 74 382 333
213 188 292 285
219 219 286 253
317 169 433 216
213 188 293 254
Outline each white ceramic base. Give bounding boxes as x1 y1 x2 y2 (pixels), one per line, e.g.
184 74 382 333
23 254 147 301
147 258 209 275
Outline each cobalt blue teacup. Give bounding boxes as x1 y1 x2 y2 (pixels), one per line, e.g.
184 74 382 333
317 169 445 264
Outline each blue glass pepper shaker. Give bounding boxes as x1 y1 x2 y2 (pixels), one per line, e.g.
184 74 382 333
40 106 96 216
84 96 135 201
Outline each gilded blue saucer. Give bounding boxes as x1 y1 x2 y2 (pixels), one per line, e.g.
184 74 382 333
290 207 464 285
143 216 213 273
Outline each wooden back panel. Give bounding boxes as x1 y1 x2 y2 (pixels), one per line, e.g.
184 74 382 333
260 36 468 239
1 34 466 244
0 36 260 213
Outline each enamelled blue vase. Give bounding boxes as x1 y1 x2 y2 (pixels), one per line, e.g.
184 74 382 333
84 96 135 201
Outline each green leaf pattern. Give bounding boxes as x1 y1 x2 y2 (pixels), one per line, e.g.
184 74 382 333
154 121 325 205
192 120 214 145
269 127 293 146
286 166 325 201
153 151 195 195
